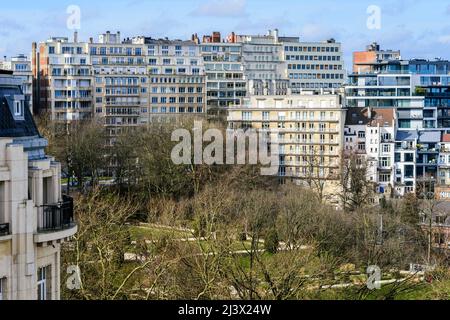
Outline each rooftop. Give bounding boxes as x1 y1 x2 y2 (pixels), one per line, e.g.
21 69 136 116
396 130 418 141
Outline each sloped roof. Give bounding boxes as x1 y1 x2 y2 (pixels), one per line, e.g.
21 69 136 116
345 108 370 126
0 77 40 138
418 131 441 143
369 108 394 127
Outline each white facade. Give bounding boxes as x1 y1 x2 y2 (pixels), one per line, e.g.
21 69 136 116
0 74 76 300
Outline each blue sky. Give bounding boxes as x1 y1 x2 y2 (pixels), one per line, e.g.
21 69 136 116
1 0 450 69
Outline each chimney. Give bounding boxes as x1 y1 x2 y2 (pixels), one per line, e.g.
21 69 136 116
273 29 279 42
117 31 121 43
89 37 94 44
74 31 78 43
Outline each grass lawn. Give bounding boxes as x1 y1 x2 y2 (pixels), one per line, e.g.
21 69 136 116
129 225 192 241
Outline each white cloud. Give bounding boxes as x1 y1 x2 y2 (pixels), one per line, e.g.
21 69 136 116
193 0 247 18
438 35 450 45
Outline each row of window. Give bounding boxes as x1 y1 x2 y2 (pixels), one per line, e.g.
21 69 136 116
289 73 344 80
90 47 143 56
286 55 341 61
284 46 340 53
288 64 343 71
151 97 203 104
151 87 203 94
150 106 203 113
148 58 199 66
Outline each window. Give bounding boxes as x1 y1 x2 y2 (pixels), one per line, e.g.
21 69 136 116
380 157 391 167
382 144 391 153
358 131 366 138
14 100 24 117
37 265 52 301
0 277 6 300
404 153 414 162
380 174 391 183
435 216 446 225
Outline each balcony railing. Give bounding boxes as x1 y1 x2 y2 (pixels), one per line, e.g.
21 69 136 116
0 223 10 236
38 195 75 233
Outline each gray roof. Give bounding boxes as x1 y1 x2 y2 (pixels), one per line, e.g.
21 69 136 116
419 131 441 143
396 130 418 141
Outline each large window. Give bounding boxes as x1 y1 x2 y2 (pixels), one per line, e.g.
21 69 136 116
0 277 6 300
37 266 52 301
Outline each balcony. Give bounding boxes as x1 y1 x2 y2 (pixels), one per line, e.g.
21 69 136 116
0 223 10 237
35 195 77 243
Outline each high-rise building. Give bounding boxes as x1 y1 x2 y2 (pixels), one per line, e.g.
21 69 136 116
283 38 346 93
132 37 206 121
231 29 288 81
89 32 148 139
0 70 76 300
227 91 346 204
32 35 93 122
200 39 246 115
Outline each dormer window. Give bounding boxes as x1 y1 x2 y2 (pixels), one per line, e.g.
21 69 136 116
14 100 24 119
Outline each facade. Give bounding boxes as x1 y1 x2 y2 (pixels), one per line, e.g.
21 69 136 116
200 38 246 114
438 134 450 186
347 45 450 196
283 38 346 93
32 35 93 122
0 70 76 300
90 32 148 139
231 29 288 81
0 55 33 114
227 91 346 203
132 37 206 121
344 108 396 197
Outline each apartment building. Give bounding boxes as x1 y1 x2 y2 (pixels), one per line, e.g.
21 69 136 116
200 36 246 114
90 32 148 138
32 34 93 122
283 38 346 93
132 37 206 121
227 92 346 203
0 70 76 300
344 108 395 196
410 59 450 131
0 54 33 114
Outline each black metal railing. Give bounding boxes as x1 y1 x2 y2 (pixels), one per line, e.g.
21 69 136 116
0 223 10 236
38 195 75 232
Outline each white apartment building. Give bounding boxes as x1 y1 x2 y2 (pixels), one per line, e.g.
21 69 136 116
283 38 346 93
200 42 246 114
438 134 450 186
132 37 206 120
233 29 288 81
227 92 346 204
0 71 76 300
344 108 396 197
90 32 148 138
